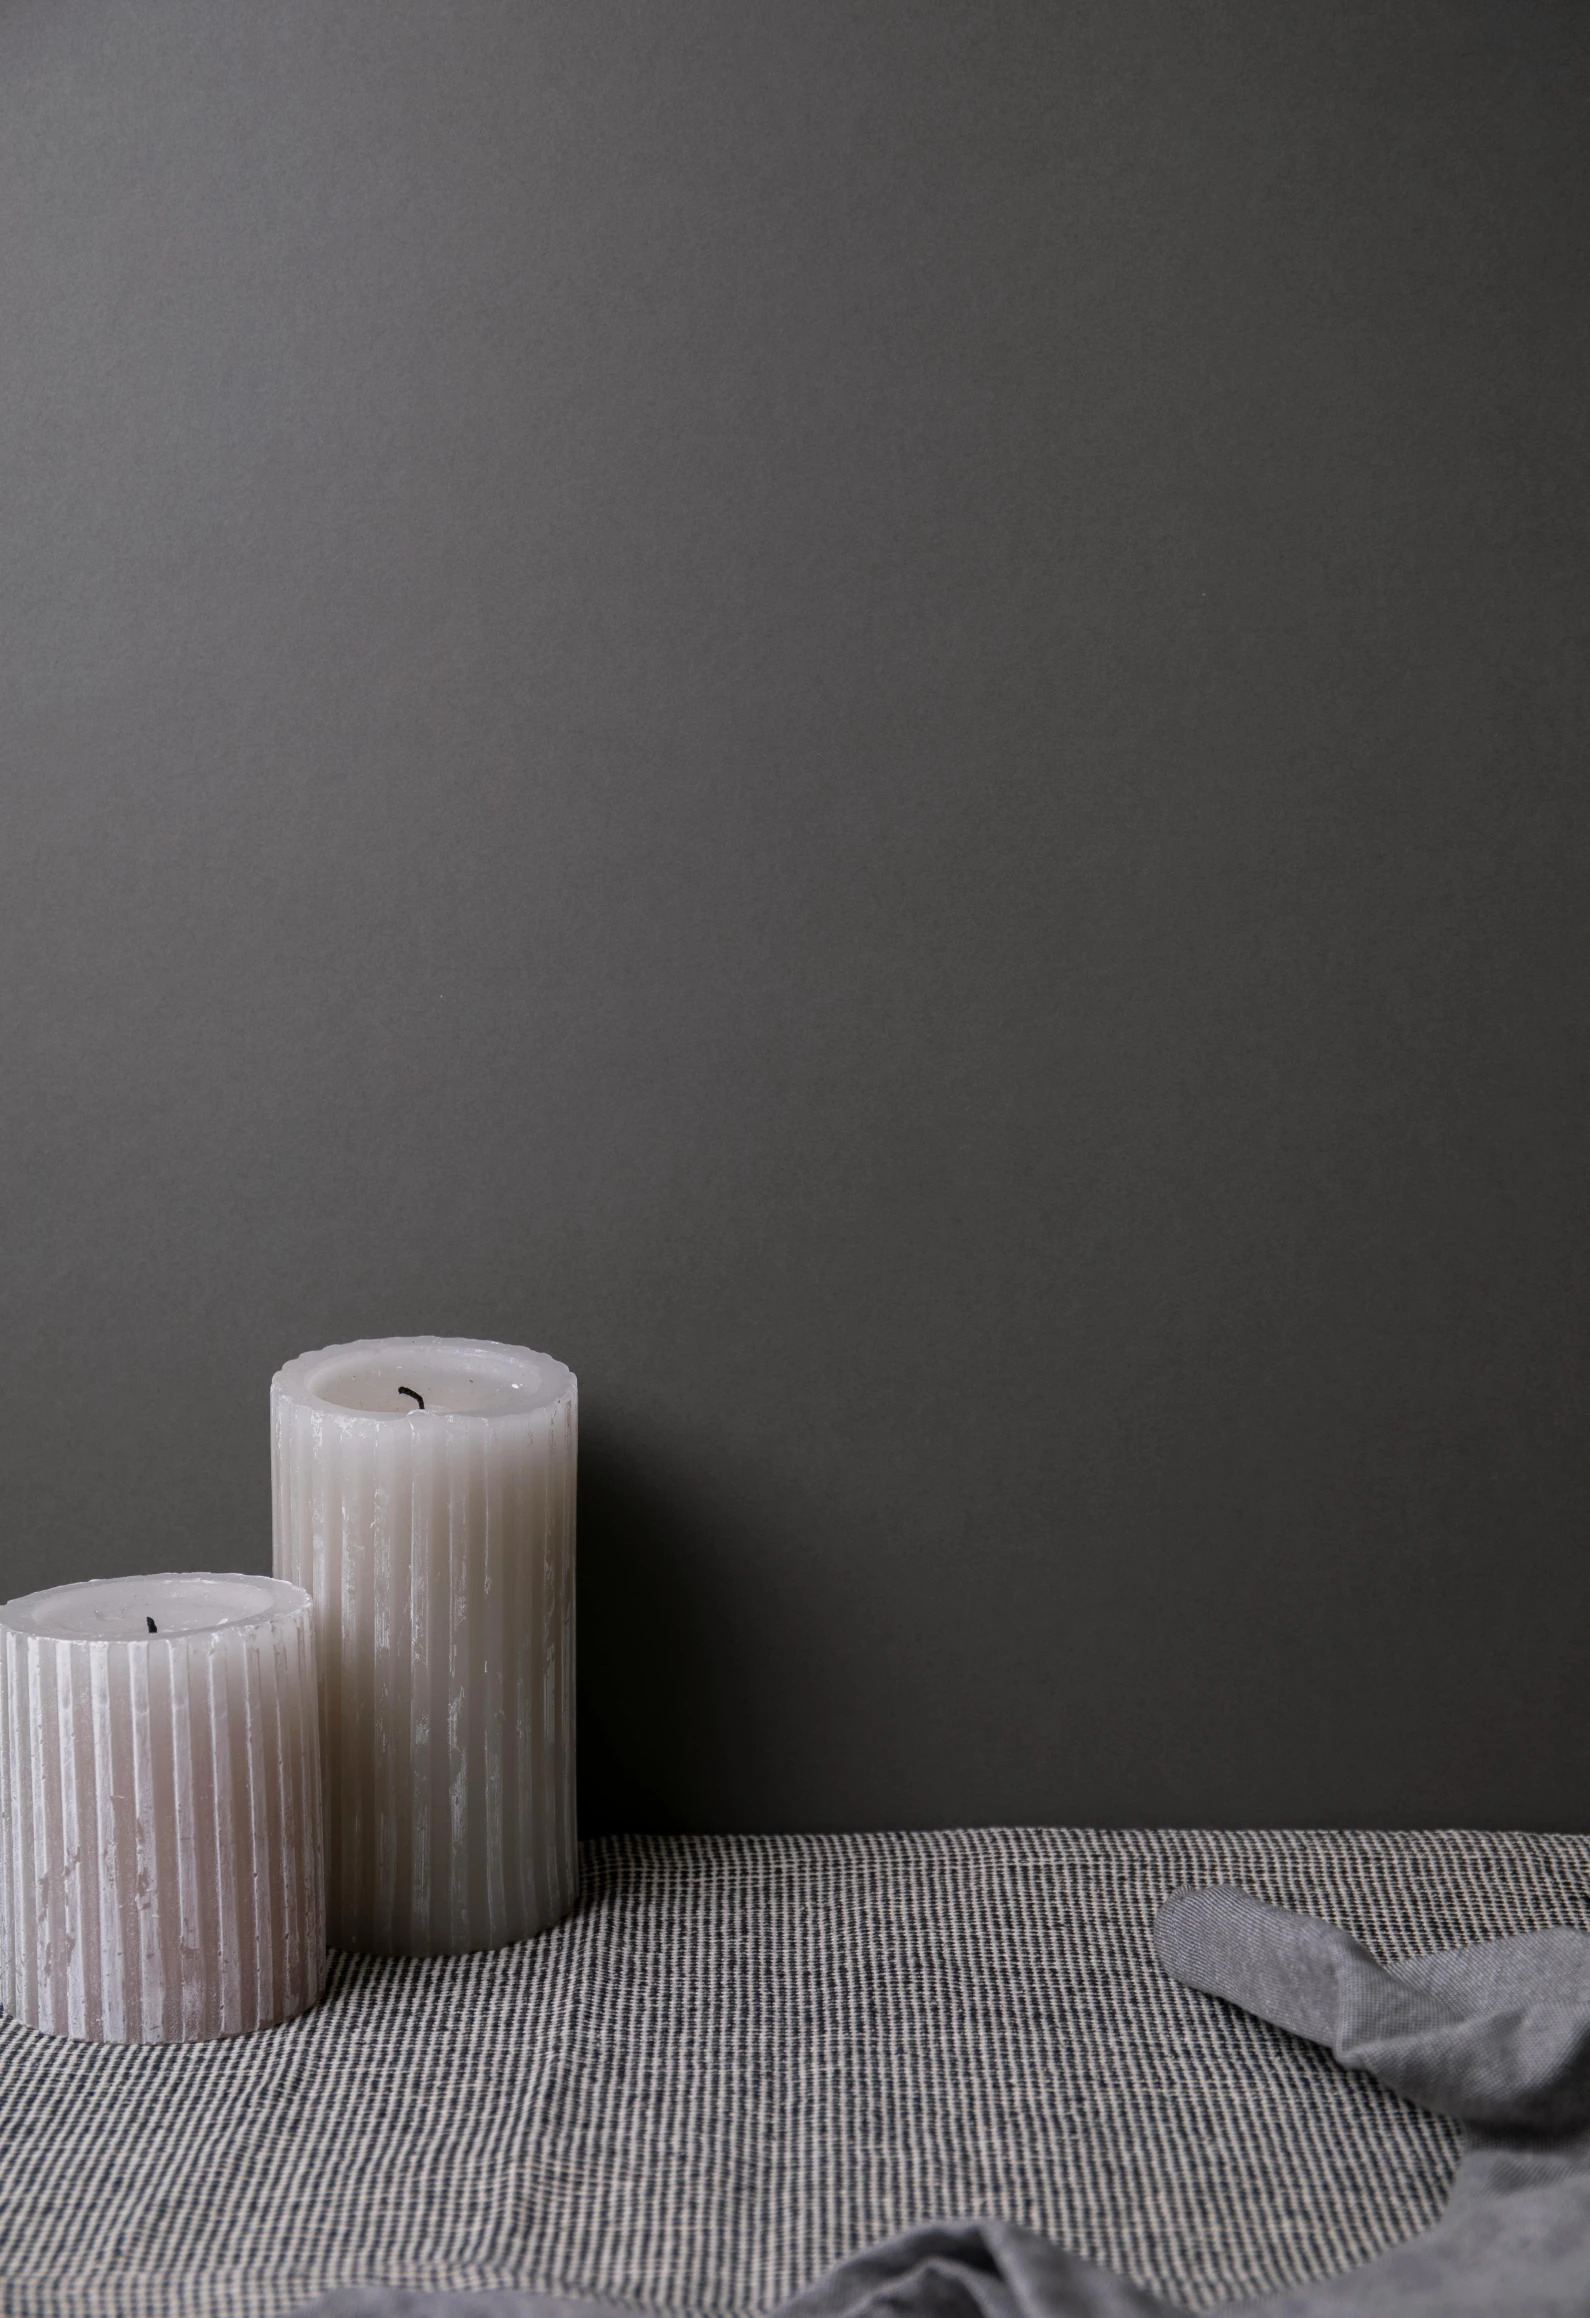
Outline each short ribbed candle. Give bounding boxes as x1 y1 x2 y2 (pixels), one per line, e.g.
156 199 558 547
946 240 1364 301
271 1336 577 1956
0 1573 324 2042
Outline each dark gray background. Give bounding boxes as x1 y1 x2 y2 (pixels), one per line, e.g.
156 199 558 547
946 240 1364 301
2 1 1586 1833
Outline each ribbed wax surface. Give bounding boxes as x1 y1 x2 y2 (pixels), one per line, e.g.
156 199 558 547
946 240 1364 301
271 1338 578 1956
0 1582 324 2042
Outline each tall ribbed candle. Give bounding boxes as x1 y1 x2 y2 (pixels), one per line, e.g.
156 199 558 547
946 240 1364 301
271 1337 577 1956
0 1574 324 2042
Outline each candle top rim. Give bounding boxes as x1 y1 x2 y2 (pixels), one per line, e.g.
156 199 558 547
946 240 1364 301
0 1573 311 1644
273 1335 575 1421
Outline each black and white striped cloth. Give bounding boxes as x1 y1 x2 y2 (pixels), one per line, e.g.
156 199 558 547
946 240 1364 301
2 1829 1587 2318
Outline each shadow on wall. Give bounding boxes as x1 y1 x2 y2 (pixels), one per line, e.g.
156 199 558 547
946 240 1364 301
576 1424 747 1837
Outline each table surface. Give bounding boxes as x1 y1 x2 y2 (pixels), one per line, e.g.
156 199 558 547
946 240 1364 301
3 1828 1589 2318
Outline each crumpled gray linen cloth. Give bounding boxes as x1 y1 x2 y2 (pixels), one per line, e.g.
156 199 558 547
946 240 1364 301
303 1885 1590 2318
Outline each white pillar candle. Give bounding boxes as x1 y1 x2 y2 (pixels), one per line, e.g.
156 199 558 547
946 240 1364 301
0 1573 324 2043
271 1336 577 1957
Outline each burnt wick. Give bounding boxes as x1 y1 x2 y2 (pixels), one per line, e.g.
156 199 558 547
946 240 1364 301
398 1386 425 1410
146 1616 158 1634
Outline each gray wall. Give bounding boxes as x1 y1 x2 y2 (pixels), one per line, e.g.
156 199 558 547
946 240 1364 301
2 2 1587 1833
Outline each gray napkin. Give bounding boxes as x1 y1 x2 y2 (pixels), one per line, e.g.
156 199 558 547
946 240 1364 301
304 1885 1590 2318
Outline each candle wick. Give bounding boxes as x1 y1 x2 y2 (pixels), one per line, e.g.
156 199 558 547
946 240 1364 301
146 1616 158 1634
398 1386 425 1409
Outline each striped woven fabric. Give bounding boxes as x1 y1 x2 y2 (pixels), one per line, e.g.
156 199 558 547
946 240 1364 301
2 1829 1588 2318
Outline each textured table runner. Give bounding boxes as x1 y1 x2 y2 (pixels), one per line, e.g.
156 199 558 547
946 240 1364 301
2 1829 1588 2318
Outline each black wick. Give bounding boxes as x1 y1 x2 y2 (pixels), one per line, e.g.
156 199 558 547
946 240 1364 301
398 1386 425 1409
146 1616 158 1634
